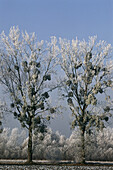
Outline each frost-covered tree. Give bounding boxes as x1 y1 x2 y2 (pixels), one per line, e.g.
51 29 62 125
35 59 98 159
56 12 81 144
1 127 113 161
0 27 59 163
57 36 113 163
0 100 7 133
0 128 27 159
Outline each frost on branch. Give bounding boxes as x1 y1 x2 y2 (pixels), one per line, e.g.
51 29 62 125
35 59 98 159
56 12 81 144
57 36 113 163
0 26 59 129
0 100 7 133
0 26 59 162
1 127 113 161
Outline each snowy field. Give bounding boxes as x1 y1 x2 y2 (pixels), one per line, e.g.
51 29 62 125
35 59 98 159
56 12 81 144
0 164 113 170
1 160 113 170
1 165 113 170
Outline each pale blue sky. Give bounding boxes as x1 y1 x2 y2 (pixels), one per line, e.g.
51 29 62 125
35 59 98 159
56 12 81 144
0 0 113 137
0 0 113 43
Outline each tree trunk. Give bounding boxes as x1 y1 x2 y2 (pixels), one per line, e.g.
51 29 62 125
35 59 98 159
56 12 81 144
28 117 33 163
80 128 85 164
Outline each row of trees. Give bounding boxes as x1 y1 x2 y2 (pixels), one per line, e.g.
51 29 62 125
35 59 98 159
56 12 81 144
1 127 113 161
0 27 113 163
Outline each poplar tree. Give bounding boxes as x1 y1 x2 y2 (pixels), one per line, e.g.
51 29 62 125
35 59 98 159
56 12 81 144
0 27 58 163
58 36 113 163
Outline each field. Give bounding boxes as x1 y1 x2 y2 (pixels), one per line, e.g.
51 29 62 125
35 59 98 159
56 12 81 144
1 160 113 170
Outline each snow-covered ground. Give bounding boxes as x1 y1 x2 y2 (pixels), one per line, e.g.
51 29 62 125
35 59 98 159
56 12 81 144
0 163 113 170
1 159 113 165
0 165 112 170
0 165 113 170
1 160 113 170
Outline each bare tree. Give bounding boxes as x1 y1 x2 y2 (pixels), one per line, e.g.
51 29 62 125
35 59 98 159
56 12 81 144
0 27 59 163
57 36 113 163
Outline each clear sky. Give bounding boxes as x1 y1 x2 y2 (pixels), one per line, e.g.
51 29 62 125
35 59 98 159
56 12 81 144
0 0 113 43
0 0 113 137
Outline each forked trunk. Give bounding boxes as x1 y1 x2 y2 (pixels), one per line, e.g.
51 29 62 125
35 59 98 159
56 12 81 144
28 117 33 163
